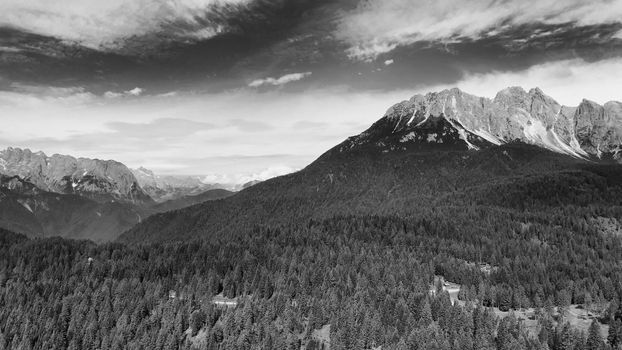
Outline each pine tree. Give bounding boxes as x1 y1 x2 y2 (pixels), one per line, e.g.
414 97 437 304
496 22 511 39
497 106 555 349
538 317 555 349
499 288 512 312
608 319 622 348
558 323 574 350
556 290 572 322
418 298 433 326
586 320 603 350
496 317 513 350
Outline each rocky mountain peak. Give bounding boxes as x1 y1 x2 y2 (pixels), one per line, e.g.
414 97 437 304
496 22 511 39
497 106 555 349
0 147 151 203
336 92 496 155
338 87 622 162
0 174 40 196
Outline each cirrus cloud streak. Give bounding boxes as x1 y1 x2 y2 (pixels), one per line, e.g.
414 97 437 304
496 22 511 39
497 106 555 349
338 0 622 60
0 0 251 48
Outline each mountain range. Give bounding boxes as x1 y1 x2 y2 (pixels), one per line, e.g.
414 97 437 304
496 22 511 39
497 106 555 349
0 149 234 241
119 86 622 243
0 147 151 203
1 86 621 243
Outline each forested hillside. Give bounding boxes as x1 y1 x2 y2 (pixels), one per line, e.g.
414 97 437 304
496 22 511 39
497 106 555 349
2 215 622 349
120 143 622 243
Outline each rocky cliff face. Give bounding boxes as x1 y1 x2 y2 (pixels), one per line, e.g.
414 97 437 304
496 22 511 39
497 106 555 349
339 87 622 161
0 148 151 203
0 175 40 197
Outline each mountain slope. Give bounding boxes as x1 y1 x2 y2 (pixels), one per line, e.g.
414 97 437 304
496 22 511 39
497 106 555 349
0 173 236 242
0 174 145 242
119 87 622 243
151 189 234 212
122 140 621 243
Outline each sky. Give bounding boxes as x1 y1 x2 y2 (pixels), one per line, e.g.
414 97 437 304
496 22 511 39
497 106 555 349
1 0 622 183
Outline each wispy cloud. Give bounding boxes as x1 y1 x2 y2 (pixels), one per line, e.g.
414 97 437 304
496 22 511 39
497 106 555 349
0 46 22 53
0 84 96 107
338 0 622 60
248 72 312 88
104 87 144 98
0 0 251 48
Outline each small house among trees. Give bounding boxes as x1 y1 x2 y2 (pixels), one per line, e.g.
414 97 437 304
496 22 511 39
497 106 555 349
212 294 237 308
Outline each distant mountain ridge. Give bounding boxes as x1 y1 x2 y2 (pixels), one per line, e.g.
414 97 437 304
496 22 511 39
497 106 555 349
131 167 221 202
336 87 621 161
0 147 151 203
0 149 236 241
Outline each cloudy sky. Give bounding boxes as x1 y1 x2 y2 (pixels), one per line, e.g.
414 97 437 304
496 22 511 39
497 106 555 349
1 0 622 182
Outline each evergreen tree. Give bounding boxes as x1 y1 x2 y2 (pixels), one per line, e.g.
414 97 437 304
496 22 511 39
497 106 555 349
496 317 513 350
499 288 512 312
418 298 433 327
608 319 622 348
558 323 575 350
586 320 603 350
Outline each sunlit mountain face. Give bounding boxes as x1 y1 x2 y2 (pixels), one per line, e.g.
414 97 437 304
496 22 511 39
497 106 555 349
1 0 622 181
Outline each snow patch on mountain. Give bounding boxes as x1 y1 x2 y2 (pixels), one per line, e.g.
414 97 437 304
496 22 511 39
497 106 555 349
17 199 33 213
457 129 478 150
406 112 416 126
551 130 587 159
427 134 439 143
414 113 431 128
471 129 503 146
400 132 417 143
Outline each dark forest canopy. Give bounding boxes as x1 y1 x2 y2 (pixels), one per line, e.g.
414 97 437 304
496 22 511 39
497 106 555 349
2 210 622 349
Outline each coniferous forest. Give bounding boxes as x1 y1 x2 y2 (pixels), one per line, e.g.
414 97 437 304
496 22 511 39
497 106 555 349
3 135 622 350
2 200 622 350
